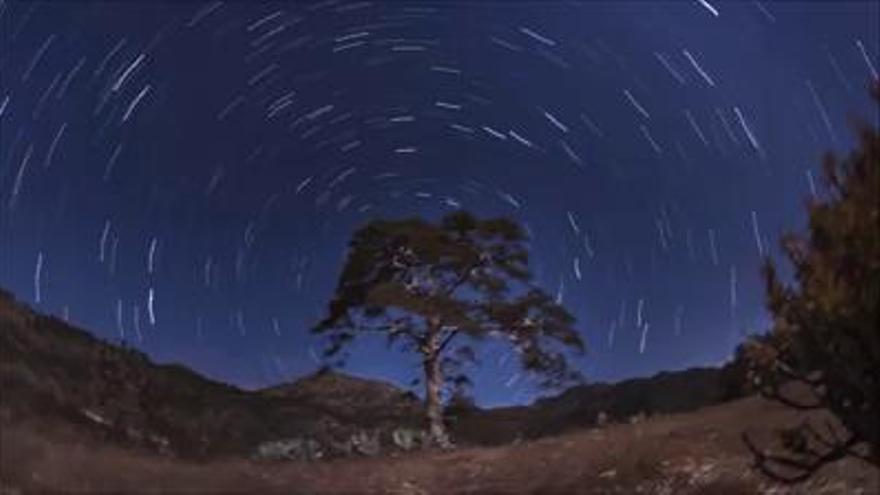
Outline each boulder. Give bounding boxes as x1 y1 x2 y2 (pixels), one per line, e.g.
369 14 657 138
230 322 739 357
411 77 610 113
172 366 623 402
254 437 323 461
350 429 380 457
392 427 429 451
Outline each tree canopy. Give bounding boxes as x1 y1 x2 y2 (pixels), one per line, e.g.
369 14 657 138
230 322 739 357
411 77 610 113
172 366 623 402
742 85 880 482
313 210 584 445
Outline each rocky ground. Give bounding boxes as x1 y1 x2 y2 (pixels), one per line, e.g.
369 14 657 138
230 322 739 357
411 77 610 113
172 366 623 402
2 393 877 494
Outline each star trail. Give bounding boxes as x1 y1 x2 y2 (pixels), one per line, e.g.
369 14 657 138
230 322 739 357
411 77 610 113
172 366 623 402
1 1 877 406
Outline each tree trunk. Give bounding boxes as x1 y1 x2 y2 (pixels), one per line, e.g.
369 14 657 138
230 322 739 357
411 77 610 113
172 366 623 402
423 327 451 448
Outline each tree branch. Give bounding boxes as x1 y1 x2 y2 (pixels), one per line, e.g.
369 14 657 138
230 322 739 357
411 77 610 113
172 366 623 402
757 380 825 410
742 428 861 484
442 258 483 298
742 431 817 484
438 328 459 353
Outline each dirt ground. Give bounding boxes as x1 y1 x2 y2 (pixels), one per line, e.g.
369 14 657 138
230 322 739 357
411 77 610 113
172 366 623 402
1 394 877 494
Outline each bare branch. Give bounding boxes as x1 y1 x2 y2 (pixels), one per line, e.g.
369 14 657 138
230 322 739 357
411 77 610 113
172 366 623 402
757 383 824 411
742 431 817 484
742 429 862 485
438 328 459 353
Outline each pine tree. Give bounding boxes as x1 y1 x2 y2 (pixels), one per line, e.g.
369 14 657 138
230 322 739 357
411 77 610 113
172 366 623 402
742 84 880 482
314 211 584 446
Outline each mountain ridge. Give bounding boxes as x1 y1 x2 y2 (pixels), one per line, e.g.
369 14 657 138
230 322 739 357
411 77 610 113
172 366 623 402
0 287 747 459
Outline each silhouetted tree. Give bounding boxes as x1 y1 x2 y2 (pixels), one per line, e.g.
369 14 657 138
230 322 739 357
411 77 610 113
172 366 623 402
720 342 756 400
314 211 584 446
742 84 880 482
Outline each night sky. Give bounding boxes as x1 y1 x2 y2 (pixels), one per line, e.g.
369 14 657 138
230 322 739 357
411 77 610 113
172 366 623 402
2 1 878 407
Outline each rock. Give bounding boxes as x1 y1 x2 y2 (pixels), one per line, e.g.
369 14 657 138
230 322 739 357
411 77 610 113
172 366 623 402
596 410 609 426
254 426 434 461
394 481 429 495
628 411 646 424
350 429 380 457
81 408 111 426
599 469 617 479
328 437 354 457
254 437 323 461
392 428 429 451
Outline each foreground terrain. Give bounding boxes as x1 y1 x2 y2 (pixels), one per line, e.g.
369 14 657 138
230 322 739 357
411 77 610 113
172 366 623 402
0 288 744 460
2 393 877 494
1 289 877 493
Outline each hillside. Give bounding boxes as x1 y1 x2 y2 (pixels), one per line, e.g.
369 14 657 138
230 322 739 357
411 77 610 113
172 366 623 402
0 288 747 455
0 288 423 460
3 389 877 493
452 365 746 446
3 288 875 492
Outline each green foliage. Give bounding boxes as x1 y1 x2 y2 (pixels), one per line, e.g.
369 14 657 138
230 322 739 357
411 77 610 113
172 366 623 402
314 210 585 393
743 85 880 481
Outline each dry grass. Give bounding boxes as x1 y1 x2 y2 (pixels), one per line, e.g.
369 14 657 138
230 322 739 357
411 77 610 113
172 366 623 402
2 395 876 494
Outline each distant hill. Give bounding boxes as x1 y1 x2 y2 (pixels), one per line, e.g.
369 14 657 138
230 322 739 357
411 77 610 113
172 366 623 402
0 288 748 460
449 363 747 446
0 288 421 459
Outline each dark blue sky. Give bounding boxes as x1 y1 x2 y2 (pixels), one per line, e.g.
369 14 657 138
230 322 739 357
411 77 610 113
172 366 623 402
1 1 877 406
